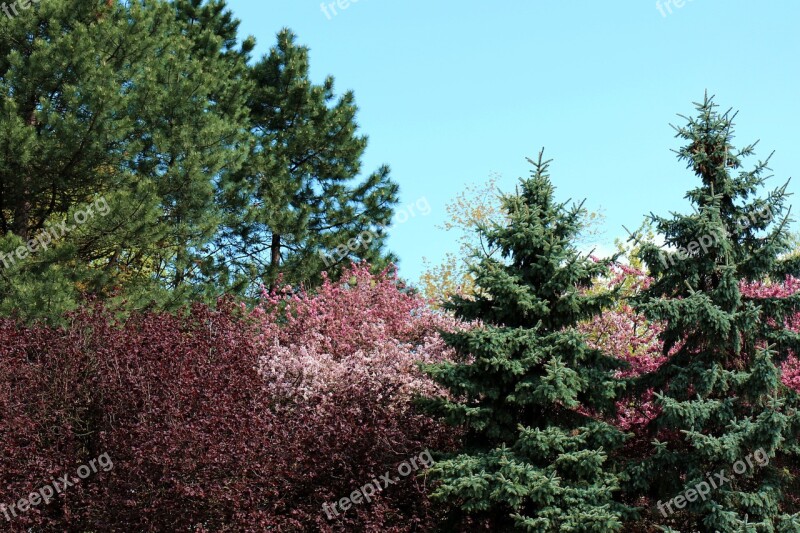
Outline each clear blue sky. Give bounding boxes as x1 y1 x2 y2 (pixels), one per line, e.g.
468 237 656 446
226 0 800 283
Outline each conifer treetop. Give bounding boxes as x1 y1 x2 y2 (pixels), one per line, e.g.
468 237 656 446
448 149 615 331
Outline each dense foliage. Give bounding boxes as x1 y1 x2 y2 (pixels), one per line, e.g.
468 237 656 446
2 3 799 528
0 265 458 531
218 30 399 292
421 153 630 531
627 95 800 531
0 0 397 322
583 265 800 432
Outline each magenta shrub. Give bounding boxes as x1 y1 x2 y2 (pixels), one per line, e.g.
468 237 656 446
0 265 459 532
4 259 795 531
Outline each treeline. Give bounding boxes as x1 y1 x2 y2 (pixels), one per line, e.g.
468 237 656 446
418 98 800 531
1 95 799 531
0 0 398 321
3 2 800 532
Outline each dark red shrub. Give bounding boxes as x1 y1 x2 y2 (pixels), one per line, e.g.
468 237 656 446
0 265 460 531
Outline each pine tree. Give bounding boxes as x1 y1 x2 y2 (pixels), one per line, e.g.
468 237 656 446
631 94 800 531
0 0 252 320
216 29 399 291
421 152 629 531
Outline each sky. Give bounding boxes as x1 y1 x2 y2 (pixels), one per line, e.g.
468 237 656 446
226 0 800 284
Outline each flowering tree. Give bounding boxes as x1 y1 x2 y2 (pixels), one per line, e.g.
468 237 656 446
580 262 668 430
0 264 459 531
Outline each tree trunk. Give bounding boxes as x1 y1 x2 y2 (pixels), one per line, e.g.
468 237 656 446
13 109 37 240
270 233 281 267
269 233 281 289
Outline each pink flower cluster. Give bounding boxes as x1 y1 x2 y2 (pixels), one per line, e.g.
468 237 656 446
0 264 461 532
580 263 666 429
2 257 798 531
255 263 458 403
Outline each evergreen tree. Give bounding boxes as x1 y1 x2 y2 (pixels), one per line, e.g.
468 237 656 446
165 0 254 300
421 152 629 531
0 0 251 320
631 94 800 531
217 29 399 291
